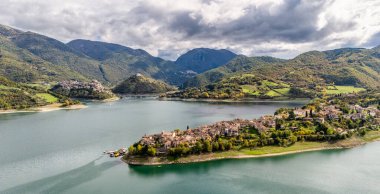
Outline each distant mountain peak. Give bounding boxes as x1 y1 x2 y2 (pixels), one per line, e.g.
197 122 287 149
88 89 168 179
175 48 237 73
0 24 22 37
372 45 380 52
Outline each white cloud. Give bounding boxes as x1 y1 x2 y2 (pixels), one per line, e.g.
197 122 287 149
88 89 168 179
0 0 379 60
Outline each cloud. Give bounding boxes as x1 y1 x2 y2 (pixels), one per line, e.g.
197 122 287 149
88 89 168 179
0 0 379 60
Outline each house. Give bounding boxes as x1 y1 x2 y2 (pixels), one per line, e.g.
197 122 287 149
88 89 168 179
252 122 268 133
224 128 239 137
350 113 366 121
303 117 313 122
328 113 339 120
374 118 380 125
294 108 307 118
315 117 325 123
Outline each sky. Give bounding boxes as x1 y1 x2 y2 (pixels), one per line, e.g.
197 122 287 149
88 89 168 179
0 0 380 60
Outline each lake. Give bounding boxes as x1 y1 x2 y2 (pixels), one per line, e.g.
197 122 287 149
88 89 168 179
0 98 379 194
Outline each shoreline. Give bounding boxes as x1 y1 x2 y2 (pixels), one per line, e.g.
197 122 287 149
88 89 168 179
0 103 87 114
102 96 120 102
123 147 346 166
123 132 380 166
159 97 311 103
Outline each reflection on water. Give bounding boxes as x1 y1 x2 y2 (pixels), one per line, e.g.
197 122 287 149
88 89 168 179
3 156 119 194
128 148 348 177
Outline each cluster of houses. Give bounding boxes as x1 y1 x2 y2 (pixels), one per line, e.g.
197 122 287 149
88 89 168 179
292 103 380 129
136 102 380 154
56 80 107 92
138 117 277 153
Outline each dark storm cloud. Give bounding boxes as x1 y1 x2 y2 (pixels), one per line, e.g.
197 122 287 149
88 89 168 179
364 32 380 48
123 0 355 46
0 0 378 60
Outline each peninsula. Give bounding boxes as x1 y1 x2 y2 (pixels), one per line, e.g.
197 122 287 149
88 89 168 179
124 92 380 165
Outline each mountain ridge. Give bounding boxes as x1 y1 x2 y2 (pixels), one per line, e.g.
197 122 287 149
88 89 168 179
175 48 237 74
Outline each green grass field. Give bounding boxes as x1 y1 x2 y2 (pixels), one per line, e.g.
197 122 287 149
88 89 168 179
326 86 366 94
262 80 279 87
0 85 18 90
274 88 290 95
241 85 260 96
26 83 52 90
265 90 281 97
239 142 329 155
35 93 59 103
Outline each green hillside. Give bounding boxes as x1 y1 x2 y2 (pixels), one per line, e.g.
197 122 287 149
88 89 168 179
0 25 195 86
67 39 193 85
113 74 176 94
0 25 88 83
0 76 73 109
178 47 380 99
11 32 106 82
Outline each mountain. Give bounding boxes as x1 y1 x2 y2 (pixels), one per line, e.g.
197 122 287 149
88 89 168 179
2 23 380 98
112 74 176 94
0 25 195 85
0 24 239 87
10 32 107 82
182 56 285 88
67 39 151 60
67 39 195 85
178 47 380 98
175 48 237 73
0 24 88 82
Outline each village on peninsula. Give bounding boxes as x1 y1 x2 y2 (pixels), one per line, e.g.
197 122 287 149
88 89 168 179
119 93 380 165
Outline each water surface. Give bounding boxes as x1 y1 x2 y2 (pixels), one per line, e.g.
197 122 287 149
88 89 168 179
1 98 379 194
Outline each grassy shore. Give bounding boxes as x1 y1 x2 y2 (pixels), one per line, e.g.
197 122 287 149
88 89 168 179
0 103 87 114
123 131 380 166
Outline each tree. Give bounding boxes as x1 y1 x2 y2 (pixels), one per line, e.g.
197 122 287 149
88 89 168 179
128 146 136 155
136 144 143 154
147 146 156 156
201 92 210 98
219 143 225 151
194 142 203 153
326 128 334 135
226 142 233 150
212 142 219 151
204 140 212 152
282 139 288 147
289 135 297 144
243 140 249 148
289 110 295 120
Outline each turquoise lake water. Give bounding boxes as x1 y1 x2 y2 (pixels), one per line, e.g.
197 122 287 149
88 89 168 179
0 98 379 194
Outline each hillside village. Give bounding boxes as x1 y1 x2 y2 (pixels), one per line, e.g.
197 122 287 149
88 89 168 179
51 80 115 100
55 80 107 92
128 94 380 157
